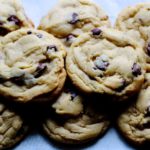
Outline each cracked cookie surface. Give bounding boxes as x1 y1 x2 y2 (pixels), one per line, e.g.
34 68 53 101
117 73 150 145
0 102 29 149
43 99 110 144
0 29 66 103
66 27 145 101
115 3 150 71
0 0 34 37
38 0 110 51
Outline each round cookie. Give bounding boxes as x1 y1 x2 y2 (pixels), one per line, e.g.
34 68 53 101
0 0 34 37
0 28 66 103
115 3 150 71
43 99 110 144
117 73 150 145
52 81 83 116
0 102 29 149
38 0 110 50
66 27 145 101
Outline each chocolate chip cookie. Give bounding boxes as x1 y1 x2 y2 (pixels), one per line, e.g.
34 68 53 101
0 102 29 149
52 81 83 116
0 28 66 103
38 0 110 50
115 3 150 71
66 27 145 101
117 73 150 145
0 0 34 37
43 99 110 144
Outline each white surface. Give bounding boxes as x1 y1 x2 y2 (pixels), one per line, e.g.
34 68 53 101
14 0 149 149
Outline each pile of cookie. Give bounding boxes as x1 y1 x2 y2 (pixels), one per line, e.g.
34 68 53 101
0 0 149 149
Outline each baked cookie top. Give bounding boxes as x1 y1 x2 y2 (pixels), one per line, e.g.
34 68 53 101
52 81 83 116
0 102 29 149
43 99 110 144
0 28 66 103
66 27 145 100
38 0 110 49
0 0 34 37
117 73 150 145
115 3 150 71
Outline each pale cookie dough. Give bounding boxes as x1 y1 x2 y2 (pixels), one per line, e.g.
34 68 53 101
52 81 83 116
38 0 110 50
66 27 145 101
117 73 150 145
115 3 150 71
0 0 34 37
0 102 29 149
0 28 66 103
43 99 110 144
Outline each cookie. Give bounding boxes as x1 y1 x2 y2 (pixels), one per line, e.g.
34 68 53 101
0 0 34 37
115 3 150 71
38 0 110 50
66 27 145 101
43 99 110 144
0 28 66 103
0 102 29 149
117 73 150 145
52 81 83 116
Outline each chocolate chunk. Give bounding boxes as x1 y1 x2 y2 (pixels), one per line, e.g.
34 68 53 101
91 28 102 36
27 31 32 35
47 45 57 53
65 89 77 100
147 43 150 56
66 34 75 42
36 34 43 38
7 15 21 26
69 13 79 24
96 61 109 71
34 63 47 78
132 63 141 77
0 27 9 36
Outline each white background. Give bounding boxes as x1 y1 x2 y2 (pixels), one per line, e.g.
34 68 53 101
14 0 150 150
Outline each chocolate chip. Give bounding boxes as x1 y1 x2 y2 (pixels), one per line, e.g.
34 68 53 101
132 63 141 77
65 89 77 100
7 15 21 26
47 45 57 53
94 56 109 71
34 63 47 78
145 106 150 117
91 28 102 36
0 21 4 26
27 31 32 35
116 79 126 92
36 34 43 38
69 13 79 24
147 43 150 56
66 34 75 42
0 27 9 36
11 74 25 85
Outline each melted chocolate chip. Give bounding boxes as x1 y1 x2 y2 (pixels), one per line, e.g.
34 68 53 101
132 63 141 77
66 34 75 42
91 28 102 36
0 27 9 36
47 45 57 53
34 63 47 78
7 15 21 26
36 34 43 38
27 31 32 35
147 43 150 56
69 13 79 24
95 61 109 71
